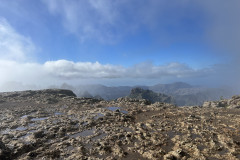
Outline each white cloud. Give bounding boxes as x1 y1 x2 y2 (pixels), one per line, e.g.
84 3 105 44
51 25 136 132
42 0 124 43
0 59 212 89
43 60 126 78
40 0 207 44
0 60 44 84
43 0 178 43
0 18 36 62
44 60 209 79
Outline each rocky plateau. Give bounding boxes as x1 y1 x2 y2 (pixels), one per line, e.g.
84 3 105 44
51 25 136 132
0 89 239 160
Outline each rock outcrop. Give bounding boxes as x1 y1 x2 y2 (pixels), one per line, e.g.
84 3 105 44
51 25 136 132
0 140 11 159
128 87 175 104
203 95 240 108
0 89 76 98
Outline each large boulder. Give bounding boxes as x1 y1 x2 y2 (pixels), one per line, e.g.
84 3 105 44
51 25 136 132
202 101 227 108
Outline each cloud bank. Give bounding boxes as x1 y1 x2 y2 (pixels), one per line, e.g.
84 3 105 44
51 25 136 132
0 59 212 89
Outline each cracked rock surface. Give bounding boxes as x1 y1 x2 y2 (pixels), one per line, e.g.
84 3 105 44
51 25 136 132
0 89 239 159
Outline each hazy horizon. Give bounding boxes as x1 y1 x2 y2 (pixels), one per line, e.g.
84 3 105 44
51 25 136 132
1 1 240 92
0 81 236 93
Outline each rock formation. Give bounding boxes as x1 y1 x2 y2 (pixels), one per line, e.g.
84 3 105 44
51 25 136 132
203 95 240 108
128 87 175 104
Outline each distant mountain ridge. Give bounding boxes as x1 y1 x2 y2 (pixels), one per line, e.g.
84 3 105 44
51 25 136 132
53 82 234 106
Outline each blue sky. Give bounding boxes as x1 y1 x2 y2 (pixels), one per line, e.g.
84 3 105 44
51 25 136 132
0 0 239 89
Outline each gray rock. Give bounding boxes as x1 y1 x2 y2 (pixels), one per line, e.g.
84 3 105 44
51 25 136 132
0 140 11 160
33 131 45 138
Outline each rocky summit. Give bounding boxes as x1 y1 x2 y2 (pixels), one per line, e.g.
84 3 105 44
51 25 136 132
0 89 240 160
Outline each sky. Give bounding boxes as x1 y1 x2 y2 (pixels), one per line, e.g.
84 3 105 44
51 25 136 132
0 0 240 91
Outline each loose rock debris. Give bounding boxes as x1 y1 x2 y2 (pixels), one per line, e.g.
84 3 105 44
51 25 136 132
0 89 239 159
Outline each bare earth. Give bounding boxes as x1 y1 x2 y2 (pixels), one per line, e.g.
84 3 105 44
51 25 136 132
0 89 239 160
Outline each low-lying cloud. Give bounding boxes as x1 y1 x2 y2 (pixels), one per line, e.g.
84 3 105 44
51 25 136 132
44 60 125 79
0 59 212 89
45 60 211 79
